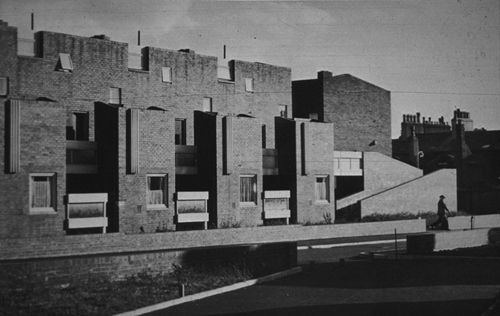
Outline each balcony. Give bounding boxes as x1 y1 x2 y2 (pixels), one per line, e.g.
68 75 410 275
175 191 209 229
263 149 278 175
263 190 291 224
66 141 98 174
175 145 198 175
334 151 363 176
65 193 108 233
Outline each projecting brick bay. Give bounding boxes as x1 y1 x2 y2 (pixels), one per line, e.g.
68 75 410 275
149 256 500 316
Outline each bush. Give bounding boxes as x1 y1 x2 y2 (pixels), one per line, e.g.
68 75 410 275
361 211 437 223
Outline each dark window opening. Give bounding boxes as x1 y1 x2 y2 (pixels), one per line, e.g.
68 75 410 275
175 118 186 145
67 112 89 141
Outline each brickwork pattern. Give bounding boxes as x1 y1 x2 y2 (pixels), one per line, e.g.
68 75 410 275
322 73 391 156
0 100 66 238
0 23 292 236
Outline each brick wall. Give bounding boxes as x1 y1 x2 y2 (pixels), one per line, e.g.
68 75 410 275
0 23 292 237
214 115 264 227
0 99 66 238
275 118 335 224
0 242 297 286
322 72 391 155
292 71 392 156
361 169 457 217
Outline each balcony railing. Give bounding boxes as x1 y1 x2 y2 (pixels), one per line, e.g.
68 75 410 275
263 148 278 175
175 191 209 229
175 145 197 174
65 193 108 233
333 151 363 176
263 190 291 224
66 140 98 174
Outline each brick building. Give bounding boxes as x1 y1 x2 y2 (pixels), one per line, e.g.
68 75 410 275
292 71 392 156
0 20 336 238
0 21 460 286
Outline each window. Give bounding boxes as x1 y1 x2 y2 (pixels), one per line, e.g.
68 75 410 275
57 53 73 72
109 87 121 104
202 97 213 112
162 67 172 83
314 175 330 203
0 77 8 96
279 105 288 118
30 173 56 213
175 118 186 145
147 174 168 208
245 78 254 92
67 112 89 140
240 175 257 205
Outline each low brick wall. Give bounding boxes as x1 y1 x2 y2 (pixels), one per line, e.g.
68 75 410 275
0 219 426 261
448 214 500 230
0 242 297 286
407 228 499 254
0 220 425 285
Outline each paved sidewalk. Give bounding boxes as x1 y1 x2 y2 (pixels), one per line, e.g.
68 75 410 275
149 257 500 315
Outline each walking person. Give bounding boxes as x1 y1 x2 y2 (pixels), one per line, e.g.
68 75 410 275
430 195 452 230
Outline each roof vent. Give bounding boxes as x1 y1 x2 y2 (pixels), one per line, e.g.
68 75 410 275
178 48 194 54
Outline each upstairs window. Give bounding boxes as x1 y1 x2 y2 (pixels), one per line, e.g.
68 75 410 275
175 118 186 145
162 67 172 83
147 174 168 208
279 105 288 118
109 87 122 105
57 53 73 72
245 78 254 92
202 97 213 112
67 112 89 141
240 175 257 205
0 77 8 96
30 173 56 213
314 175 330 203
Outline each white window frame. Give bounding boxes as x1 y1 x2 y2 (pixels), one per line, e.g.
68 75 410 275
146 174 168 210
162 67 172 83
0 77 8 96
202 97 213 112
109 87 122 105
245 78 254 92
314 175 330 203
240 174 257 206
58 53 73 72
29 173 57 214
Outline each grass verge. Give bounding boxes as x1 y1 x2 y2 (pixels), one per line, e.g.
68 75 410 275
0 263 253 315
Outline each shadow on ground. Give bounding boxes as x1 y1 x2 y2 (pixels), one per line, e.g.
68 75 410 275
265 257 500 289
204 299 492 316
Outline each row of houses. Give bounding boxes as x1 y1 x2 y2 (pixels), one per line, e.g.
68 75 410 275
393 109 500 213
0 20 456 239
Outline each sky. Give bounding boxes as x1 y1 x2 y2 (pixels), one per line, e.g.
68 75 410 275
1 0 499 137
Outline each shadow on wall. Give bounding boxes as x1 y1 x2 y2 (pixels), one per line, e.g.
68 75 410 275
335 202 361 223
177 242 297 277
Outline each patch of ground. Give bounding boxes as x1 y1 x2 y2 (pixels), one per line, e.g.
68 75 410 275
0 263 253 315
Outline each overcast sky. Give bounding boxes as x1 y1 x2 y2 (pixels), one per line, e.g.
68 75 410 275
1 0 499 137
